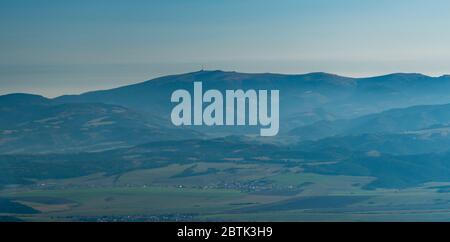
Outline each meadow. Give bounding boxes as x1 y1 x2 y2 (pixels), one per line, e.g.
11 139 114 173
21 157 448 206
3 162 450 221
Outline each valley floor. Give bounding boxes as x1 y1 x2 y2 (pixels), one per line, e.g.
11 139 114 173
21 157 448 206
3 162 450 222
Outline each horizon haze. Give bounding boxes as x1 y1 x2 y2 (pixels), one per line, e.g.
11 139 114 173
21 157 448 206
2 0 450 96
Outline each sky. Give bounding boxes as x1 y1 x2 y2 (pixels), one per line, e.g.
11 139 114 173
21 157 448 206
1 0 450 97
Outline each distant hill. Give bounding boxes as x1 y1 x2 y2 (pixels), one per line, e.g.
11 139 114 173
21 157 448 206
305 152 450 189
295 131 450 156
54 71 357 132
290 103 450 140
54 71 450 132
0 93 200 154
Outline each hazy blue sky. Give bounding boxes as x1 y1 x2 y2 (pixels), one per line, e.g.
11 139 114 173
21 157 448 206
2 0 450 97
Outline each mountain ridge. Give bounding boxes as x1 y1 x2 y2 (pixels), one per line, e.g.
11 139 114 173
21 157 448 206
2 71 449 100
51 71 450 100
5 70 450 136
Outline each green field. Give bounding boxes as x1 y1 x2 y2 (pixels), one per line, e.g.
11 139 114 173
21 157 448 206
2 162 450 221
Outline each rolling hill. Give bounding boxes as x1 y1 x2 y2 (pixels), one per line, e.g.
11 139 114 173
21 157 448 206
290 103 450 140
0 93 200 154
54 71 450 132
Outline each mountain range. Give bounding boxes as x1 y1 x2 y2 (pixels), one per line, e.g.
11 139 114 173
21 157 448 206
5 70 450 191
53 70 450 130
4 70 450 153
